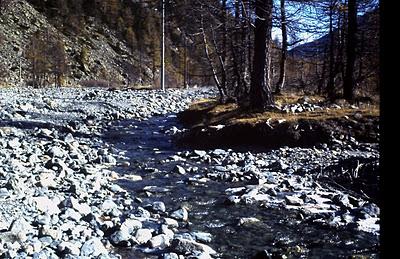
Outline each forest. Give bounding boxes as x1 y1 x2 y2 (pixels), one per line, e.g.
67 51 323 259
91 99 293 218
0 0 381 258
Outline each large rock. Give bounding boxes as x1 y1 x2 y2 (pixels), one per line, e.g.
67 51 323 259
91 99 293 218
285 195 304 206
173 165 186 175
10 217 34 242
110 229 131 246
134 228 153 244
38 172 57 188
33 196 61 215
152 201 166 213
170 208 188 221
80 238 108 257
70 197 92 216
120 219 142 234
170 238 217 256
47 146 66 158
148 234 171 248
192 232 212 243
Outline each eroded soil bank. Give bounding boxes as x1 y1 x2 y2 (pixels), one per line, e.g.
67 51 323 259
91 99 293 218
177 97 379 149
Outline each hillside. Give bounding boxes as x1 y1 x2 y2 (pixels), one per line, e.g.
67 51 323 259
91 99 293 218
0 0 203 88
289 8 379 59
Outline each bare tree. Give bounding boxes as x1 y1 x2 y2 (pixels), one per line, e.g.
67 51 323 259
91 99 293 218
275 0 288 95
343 0 357 101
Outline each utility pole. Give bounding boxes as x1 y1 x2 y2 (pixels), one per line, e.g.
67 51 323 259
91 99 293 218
160 0 165 91
183 34 188 89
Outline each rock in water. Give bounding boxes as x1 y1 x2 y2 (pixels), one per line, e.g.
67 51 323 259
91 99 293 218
171 208 188 221
171 238 217 256
173 165 186 175
285 195 304 206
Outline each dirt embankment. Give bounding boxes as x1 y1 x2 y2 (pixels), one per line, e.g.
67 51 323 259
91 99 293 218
176 97 379 149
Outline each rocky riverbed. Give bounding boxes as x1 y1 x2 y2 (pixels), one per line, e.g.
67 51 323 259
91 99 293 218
0 86 379 258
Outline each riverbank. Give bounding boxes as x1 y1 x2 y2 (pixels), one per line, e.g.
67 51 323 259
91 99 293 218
0 87 380 258
177 95 379 149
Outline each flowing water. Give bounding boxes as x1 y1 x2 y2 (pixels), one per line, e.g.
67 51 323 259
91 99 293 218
102 114 379 259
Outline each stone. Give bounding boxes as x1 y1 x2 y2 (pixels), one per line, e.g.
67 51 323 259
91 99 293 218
148 234 170 248
34 214 51 226
169 155 186 161
40 225 62 240
8 138 21 149
80 166 98 175
192 232 212 243
152 201 166 213
110 229 131 246
160 225 175 239
101 199 119 212
109 184 125 193
173 165 186 175
10 217 34 242
120 219 142 234
62 208 82 221
161 253 180 259
171 238 217 256
80 238 108 257
164 218 179 228
48 146 66 158
5 176 26 193
237 217 260 226
123 175 143 181
171 208 188 221
104 155 117 165
70 197 92 216
285 195 304 206
33 196 61 215
332 194 353 209
64 133 75 143
212 149 227 156
57 241 81 256
134 229 153 244
194 150 207 157
38 172 57 188
226 195 241 204
37 129 53 138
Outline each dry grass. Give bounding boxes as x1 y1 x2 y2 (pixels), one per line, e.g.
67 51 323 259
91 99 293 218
234 107 379 125
186 96 379 127
274 93 326 106
0 81 13 88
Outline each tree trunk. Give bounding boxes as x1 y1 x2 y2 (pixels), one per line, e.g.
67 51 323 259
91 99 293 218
327 1 336 101
275 0 287 95
343 0 357 101
221 0 227 96
200 12 225 102
183 36 188 89
249 0 274 110
318 52 327 94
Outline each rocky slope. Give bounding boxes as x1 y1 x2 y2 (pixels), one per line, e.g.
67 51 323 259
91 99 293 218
0 0 163 87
